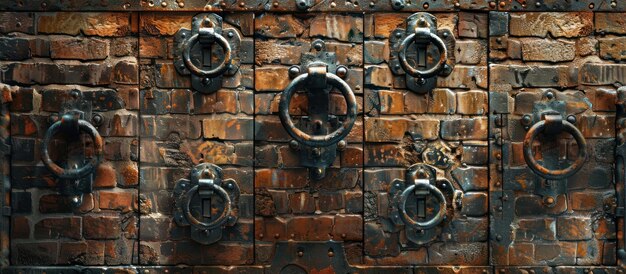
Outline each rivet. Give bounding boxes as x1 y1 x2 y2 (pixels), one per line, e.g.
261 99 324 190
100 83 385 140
495 153 501 160
611 1 617 8
489 1 496 8
341 233 347 238
535 2 541 7
496 235 502 241
545 91 554 99
422 2 429 9
369 1 375 7
328 251 334 257
499 1 505 7
567 115 576 124
178 2 185 7
220 1 227 7
228 31 234 38
336 66 348 78
337 140 347 151
454 2 460 7
161 1 168 7
259 233 264 238
330 2 337 7
41 2 47 8
291 233 295 238
395 32 402 39
298 251 304 257
544 196 555 205
239 1 245 6
288 66 300 78
497 206 503 211
273 2 279 7
496 37 502 43
274 233 280 239
588 3 594 9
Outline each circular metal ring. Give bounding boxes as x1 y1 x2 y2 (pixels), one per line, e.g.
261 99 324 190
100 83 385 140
279 73 357 148
523 120 587 180
183 184 232 230
398 28 448 79
398 181 447 230
41 119 103 180
182 32 232 78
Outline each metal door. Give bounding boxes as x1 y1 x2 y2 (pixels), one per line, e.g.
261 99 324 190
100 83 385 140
0 1 625 273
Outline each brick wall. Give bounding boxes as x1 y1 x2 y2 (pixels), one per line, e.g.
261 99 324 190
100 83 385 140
2 12 139 265
0 8 624 272
253 13 365 265
363 12 489 265
490 12 620 266
138 12 255 265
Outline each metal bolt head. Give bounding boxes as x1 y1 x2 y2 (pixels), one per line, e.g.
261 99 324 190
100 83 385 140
289 139 300 150
227 183 234 189
273 2 279 7
297 251 304 257
489 1 496 8
369 1 375 7
416 77 426 85
288 66 300 78
328 251 334 257
496 235 502 241
330 2 336 7
297 0 307 8
454 2 460 7
161 1 168 7
544 196 555 205
422 2 429 9
336 66 348 79
567 115 576 124
239 1 245 6
545 91 555 99
92 113 104 126
611 1 617 8
228 31 234 38
313 148 321 157
202 77 211 86
178 2 185 7
535 1 541 7
521 114 532 126
499 1 505 7
337 140 346 151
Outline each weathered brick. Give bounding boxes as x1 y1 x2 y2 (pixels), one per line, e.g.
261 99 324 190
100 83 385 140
521 39 575 62
364 41 387 64
39 194 72 213
455 40 485 65
139 36 167 58
598 37 626 61
255 14 304 38
310 14 363 43
113 60 139 84
34 217 81 240
515 218 556 241
509 12 593 38
428 88 456 114
0 37 31 60
491 65 577 89
13 242 58 265
254 66 290 92
99 191 134 212
460 192 488 217
365 117 439 142
255 169 309 189
595 13 626 35
83 216 121 240
365 65 393 88
458 12 487 38
440 118 488 141
255 40 308 65
580 63 626 85
202 116 253 140
556 216 593 240
11 216 30 239
0 12 35 34
288 192 315 214
38 13 132 37
58 241 105 265
50 37 108 60
437 65 487 89
578 115 615 138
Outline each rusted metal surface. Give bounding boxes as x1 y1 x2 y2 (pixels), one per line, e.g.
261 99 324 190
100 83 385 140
1 4 626 273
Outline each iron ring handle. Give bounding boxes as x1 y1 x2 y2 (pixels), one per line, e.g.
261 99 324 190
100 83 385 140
398 181 447 230
279 73 357 148
41 119 103 180
523 120 587 180
183 184 232 230
182 31 232 78
398 28 448 79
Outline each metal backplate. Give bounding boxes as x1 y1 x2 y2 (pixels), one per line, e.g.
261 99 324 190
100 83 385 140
267 241 353 273
389 12 455 94
173 13 241 94
173 163 240 245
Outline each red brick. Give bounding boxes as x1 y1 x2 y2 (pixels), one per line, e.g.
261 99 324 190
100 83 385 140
34 217 81 240
333 214 363 241
99 191 134 212
83 216 121 240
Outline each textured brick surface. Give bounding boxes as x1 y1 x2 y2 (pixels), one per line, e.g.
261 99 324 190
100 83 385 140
490 12 619 266
363 12 489 266
138 12 254 265
254 13 364 266
4 12 139 266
